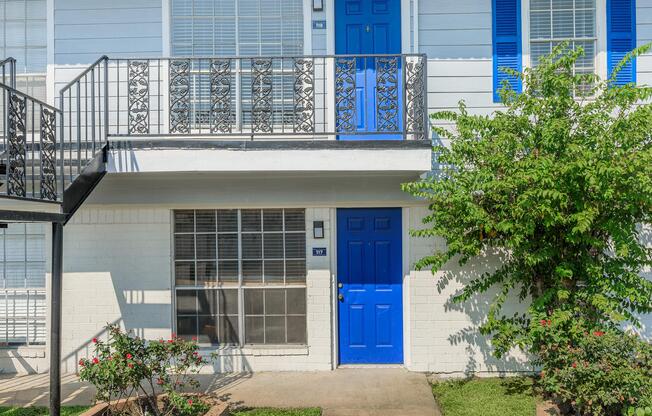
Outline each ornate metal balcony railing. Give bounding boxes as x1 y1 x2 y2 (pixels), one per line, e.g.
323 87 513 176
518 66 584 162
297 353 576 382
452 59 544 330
59 54 428 142
0 82 60 201
0 58 16 89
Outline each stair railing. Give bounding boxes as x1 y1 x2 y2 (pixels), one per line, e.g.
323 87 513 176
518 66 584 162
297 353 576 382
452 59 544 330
0 82 61 201
0 58 16 88
58 56 109 193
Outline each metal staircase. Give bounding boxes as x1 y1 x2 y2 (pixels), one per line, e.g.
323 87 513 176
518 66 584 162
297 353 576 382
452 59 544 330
0 57 108 224
0 59 108 416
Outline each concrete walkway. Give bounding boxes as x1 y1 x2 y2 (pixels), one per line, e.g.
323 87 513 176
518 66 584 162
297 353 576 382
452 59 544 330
0 368 439 416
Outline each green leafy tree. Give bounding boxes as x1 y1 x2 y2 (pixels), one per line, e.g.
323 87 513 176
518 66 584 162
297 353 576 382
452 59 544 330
402 44 652 357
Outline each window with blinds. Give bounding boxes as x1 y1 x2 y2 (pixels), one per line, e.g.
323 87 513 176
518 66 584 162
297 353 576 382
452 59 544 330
530 0 597 77
0 0 46 72
170 0 304 129
0 0 47 101
170 0 304 57
0 223 46 346
173 209 307 346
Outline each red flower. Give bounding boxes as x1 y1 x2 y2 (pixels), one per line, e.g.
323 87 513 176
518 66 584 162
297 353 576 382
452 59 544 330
125 353 133 359
79 359 85 367
187 399 193 406
92 357 99 364
92 338 98 344
593 331 605 337
193 351 198 356
191 336 198 341
168 340 174 343
128 363 134 368
540 319 547 326
572 362 577 368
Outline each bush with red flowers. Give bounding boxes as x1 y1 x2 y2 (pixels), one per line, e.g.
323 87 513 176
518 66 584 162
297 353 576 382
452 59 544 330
78 324 212 416
531 316 652 416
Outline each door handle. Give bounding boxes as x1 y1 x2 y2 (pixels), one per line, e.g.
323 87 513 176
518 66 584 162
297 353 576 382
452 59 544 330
338 293 344 302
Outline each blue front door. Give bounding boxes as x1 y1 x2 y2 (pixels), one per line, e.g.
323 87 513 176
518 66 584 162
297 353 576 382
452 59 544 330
337 208 403 364
335 0 402 140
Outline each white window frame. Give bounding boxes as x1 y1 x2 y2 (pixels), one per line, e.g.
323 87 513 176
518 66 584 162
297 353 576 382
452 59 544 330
0 223 46 347
171 209 308 347
0 0 48 101
521 0 607 81
167 0 305 57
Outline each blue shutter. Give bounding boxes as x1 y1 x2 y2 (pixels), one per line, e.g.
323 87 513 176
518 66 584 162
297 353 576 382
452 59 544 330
607 0 637 85
492 0 522 103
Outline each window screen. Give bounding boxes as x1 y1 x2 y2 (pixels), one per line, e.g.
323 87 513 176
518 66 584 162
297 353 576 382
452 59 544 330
530 0 596 77
0 223 46 346
173 209 307 345
170 0 304 57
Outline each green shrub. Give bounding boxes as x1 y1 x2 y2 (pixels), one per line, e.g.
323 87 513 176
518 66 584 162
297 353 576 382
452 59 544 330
78 324 213 416
532 317 652 416
404 42 652 416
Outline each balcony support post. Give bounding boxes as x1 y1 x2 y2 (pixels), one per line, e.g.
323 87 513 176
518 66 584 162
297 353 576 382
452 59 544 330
49 221 64 416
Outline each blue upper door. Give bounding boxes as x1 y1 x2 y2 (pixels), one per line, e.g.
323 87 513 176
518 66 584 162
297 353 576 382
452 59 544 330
335 0 402 140
337 208 403 364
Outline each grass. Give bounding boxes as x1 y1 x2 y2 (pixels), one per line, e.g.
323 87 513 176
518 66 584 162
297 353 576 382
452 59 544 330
431 377 537 416
0 407 90 416
230 408 322 416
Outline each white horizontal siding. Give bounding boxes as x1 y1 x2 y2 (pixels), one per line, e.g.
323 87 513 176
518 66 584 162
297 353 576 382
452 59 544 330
52 0 163 103
637 0 652 86
420 0 652 135
417 0 497 135
53 0 162 64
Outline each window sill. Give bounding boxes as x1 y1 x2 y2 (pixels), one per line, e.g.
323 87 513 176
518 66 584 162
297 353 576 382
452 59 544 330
200 345 309 357
0 346 46 358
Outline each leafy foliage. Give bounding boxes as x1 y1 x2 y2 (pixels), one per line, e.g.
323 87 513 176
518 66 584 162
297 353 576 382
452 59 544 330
78 324 213 416
534 319 651 415
403 44 652 414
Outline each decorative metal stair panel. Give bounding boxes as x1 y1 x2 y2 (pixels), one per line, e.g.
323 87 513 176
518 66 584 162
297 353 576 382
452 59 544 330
0 83 62 203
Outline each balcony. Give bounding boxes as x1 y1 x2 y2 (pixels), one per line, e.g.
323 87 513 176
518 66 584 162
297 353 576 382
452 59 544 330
57 54 431 176
60 54 428 141
0 54 431 210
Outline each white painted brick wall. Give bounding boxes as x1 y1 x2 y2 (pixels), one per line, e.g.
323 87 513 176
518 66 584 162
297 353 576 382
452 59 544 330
56 206 333 374
405 206 530 376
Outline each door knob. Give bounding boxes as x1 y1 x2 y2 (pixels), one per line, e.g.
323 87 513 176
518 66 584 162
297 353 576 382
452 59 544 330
338 282 343 288
338 293 344 302
365 25 371 33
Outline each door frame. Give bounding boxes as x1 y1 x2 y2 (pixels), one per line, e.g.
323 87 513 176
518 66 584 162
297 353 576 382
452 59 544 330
331 206 410 366
322 0 412 138
326 0 413 55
